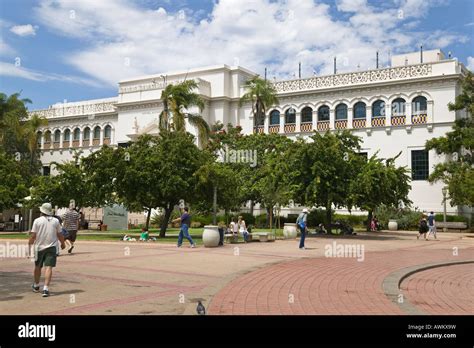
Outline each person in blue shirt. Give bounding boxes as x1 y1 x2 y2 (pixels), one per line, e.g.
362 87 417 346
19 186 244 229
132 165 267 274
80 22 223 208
173 207 196 248
296 208 309 250
426 211 437 240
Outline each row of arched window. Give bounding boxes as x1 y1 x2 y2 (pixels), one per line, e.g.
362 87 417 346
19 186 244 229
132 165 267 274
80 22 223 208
37 125 112 149
265 96 428 125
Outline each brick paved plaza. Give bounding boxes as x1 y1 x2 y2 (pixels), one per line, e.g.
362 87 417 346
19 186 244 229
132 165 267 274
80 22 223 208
0 231 472 315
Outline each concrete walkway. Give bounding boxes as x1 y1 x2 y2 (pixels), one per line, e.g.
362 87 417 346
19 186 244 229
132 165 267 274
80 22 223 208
0 231 472 315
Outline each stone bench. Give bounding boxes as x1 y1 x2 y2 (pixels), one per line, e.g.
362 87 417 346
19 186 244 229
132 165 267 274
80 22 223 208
249 232 275 242
224 233 239 244
436 222 468 230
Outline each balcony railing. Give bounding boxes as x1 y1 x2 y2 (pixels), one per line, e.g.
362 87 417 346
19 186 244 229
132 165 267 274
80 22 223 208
317 121 330 131
352 119 366 129
269 125 280 134
335 120 347 129
284 124 296 133
412 114 427 124
253 126 264 134
300 122 313 132
391 115 406 126
371 117 385 127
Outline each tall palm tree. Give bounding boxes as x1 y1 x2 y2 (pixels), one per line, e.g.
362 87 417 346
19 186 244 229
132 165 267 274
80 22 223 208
239 76 279 130
0 92 32 152
159 80 210 147
24 113 48 166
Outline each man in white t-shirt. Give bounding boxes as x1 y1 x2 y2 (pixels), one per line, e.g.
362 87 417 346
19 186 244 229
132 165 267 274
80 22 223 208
28 203 66 297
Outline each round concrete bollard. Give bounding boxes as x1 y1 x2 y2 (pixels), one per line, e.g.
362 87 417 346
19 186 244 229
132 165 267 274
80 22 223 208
388 220 398 231
283 223 298 239
203 225 220 247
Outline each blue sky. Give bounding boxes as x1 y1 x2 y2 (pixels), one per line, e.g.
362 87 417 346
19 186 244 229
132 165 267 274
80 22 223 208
0 0 473 109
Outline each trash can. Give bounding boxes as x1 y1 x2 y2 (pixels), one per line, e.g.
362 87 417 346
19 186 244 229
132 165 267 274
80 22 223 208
101 224 108 231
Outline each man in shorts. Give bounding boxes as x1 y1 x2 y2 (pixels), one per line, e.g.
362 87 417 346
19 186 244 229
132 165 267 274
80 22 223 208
62 203 80 254
28 203 66 297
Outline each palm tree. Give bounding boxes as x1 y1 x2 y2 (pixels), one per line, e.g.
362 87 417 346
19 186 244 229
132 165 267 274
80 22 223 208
159 80 210 147
239 76 279 131
0 92 32 152
24 113 48 167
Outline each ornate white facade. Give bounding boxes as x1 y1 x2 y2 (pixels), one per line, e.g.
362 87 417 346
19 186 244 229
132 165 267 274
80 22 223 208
30 49 469 214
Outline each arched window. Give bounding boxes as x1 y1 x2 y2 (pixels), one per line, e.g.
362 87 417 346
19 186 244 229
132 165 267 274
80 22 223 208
83 127 91 140
44 131 51 143
104 125 112 139
412 96 427 114
301 106 313 123
73 128 80 141
285 108 296 124
317 105 330 121
54 130 61 142
335 104 348 120
353 102 366 119
36 132 42 147
269 110 280 125
93 126 101 139
301 107 313 123
392 98 406 116
372 100 385 117
64 129 71 141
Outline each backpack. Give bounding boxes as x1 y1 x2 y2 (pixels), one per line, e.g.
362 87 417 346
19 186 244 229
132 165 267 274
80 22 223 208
419 220 428 232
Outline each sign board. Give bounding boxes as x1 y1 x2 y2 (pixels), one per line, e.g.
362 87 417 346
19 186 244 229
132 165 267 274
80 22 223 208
103 205 128 230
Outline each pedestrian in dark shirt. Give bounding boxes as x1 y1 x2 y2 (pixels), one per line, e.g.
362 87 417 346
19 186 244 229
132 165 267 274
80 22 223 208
172 207 195 248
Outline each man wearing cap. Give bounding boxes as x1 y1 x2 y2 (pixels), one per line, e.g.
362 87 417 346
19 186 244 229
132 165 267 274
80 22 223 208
296 208 309 250
28 203 66 297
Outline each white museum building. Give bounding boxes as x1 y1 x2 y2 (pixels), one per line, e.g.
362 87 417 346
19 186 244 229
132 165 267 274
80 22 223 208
30 49 470 219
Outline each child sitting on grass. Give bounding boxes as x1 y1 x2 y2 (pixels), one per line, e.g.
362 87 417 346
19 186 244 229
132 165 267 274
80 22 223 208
139 228 149 241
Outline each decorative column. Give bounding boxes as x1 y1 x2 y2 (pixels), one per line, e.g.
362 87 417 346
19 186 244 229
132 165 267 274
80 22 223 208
279 112 285 134
406 102 412 125
329 109 335 130
347 107 353 129
385 101 391 126
100 127 104 145
264 113 269 134
366 106 372 128
79 129 84 147
59 131 64 149
296 111 301 133
427 100 434 124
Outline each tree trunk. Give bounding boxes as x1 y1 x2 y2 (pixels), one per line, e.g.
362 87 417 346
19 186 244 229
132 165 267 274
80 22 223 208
367 210 373 232
249 200 254 216
159 206 172 238
213 185 217 225
265 207 271 227
326 203 332 234
145 208 152 231
269 206 274 230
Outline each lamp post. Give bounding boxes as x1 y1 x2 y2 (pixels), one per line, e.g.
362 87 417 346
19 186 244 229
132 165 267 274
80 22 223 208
442 187 448 232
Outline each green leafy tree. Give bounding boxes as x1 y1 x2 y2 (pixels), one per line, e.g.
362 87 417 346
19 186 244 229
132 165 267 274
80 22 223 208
0 150 28 211
240 76 279 129
159 80 210 147
292 131 362 233
425 72 474 207
111 132 205 235
349 153 412 230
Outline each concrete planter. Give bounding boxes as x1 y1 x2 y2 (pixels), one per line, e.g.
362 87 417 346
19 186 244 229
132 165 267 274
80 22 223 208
388 220 398 231
203 225 220 247
283 223 298 239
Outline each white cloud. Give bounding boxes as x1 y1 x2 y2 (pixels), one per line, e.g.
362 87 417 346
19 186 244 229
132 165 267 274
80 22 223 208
467 57 474 71
10 24 38 37
0 38 16 56
31 0 462 87
0 61 100 86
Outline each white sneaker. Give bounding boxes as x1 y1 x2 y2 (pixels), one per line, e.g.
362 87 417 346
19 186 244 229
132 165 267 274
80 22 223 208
299 247 305 250
191 244 196 248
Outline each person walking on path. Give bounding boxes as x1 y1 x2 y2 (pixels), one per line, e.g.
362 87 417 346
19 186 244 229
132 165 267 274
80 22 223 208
426 211 437 240
296 208 309 250
28 203 66 297
417 214 429 240
173 207 195 248
62 203 80 254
